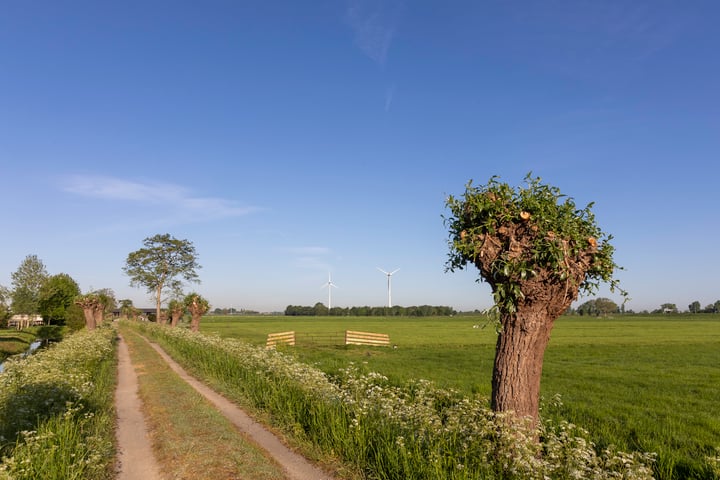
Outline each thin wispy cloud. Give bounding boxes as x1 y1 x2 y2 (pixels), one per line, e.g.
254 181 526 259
282 246 333 271
345 0 401 65
62 174 259 222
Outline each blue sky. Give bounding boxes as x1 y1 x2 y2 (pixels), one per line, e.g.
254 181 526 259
1 1 718 313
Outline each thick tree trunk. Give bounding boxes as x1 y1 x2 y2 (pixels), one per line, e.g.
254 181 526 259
83 308 96 330
491 307 555 425
189 314 201 332
93 305 104 326
170 311 182 327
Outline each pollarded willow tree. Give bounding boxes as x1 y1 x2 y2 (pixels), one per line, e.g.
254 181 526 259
184 293 209 332
167 299 185 327
123 234 201 323
74 293 101 330
445 174 624 425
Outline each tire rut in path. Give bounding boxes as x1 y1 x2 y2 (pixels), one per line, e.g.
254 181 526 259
115 334 163 480
143 338 335 480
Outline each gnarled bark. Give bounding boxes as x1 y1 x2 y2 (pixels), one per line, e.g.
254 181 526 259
491 308 555 424
476 221 596 424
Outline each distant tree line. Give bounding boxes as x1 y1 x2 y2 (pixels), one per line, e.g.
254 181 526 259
570 298 621 316
284 303 456 317
566 299 720 316
211 307 261 316
654 301 720 314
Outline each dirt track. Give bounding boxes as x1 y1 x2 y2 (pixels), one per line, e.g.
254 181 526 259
114 333 335 480
115 335 163 480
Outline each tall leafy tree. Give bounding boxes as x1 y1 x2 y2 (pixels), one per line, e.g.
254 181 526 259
123 234 201 322
688 301 701 313
10 254 49 315
445 174 623 425
594 297 619 316
38 273 81 325
575 299 597 316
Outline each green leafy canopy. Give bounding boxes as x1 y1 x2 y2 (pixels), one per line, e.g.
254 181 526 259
123 233 200 295
444 174 626 313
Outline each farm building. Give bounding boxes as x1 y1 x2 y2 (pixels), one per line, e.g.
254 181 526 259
8 314 44 329
111 308 156 320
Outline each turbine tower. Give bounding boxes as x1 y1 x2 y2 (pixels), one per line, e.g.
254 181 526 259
377 267 399 308
321 273 338 309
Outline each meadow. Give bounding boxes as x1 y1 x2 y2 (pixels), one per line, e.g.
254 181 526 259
132 320 657 479
196 314 720 480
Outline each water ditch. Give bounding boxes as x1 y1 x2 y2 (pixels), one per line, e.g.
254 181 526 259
0 339 43 374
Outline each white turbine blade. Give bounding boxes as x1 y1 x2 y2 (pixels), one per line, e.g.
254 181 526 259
377 267 389 275
390 268 400 275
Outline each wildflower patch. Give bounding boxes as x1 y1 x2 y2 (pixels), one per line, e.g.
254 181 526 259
0 326 117 479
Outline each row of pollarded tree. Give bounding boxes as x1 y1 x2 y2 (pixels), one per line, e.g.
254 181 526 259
118 294 210 332
155 294 210 332
74 290 116 330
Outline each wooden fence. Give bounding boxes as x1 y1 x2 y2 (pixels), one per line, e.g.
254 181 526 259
344 330 390 347
266 330 390 348
266 331 296 348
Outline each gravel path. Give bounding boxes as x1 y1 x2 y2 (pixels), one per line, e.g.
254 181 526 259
114 332 336 480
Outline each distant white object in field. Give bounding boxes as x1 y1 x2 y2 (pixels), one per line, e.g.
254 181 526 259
377 267 400 307
321 272 338 309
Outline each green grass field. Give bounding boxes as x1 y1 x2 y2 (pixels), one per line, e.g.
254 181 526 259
197 314 720 480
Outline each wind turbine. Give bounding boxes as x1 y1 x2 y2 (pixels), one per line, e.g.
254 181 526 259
377 267 399 307
321 273 338 309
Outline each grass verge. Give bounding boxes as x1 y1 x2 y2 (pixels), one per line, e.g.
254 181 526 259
0 326 117 479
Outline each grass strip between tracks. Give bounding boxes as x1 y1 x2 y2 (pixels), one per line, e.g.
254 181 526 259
120 325 287 480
